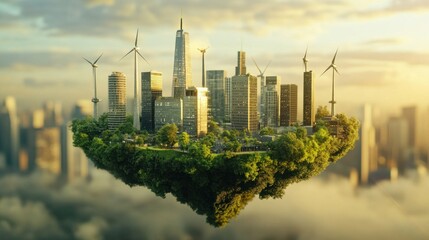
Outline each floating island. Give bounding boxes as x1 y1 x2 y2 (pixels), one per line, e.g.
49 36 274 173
72 114 359 227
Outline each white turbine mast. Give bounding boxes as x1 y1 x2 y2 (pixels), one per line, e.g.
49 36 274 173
83 53 103 120
321 49 340 117
120 29 150 130
252 58 271 125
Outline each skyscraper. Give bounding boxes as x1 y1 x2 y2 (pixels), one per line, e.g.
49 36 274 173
231 74 258 132
235 51 246 76
303 71 315 126
141 71 163 132
154 97 183 130
224 77 232 123
172 18 192 99
108 72 127 129
43 101 63 127
183 87 208 137
206 70 226 123
360 104 378 185
264 76 280 128
0 97 19 170
280 84 298 126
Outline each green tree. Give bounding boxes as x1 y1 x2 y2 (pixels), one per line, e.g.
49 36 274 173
178 132 190 150
156 123 178 148
208 120 221 136
316 105 331 120
260 127 275 136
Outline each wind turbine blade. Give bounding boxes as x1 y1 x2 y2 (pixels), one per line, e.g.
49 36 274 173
334 66 340 75
262 60 271 75
304 46 308 59
252 57 262 75
135 29 139 47
83 57 92 65
120 49 134 61
94 53 103 65
136 49 150 66
321 65 332 76
332 48 338 64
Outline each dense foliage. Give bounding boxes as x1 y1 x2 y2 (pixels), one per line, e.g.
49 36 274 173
71 113 359 227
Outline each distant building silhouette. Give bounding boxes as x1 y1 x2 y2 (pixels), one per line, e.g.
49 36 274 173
141 71 163 133
43 101 63 127
206 70 226 123
172 18 192 99
108 72 127 129
183 87 208 137
264 76 280 128
280 84 298 126
0 97 19 170
303 71 315 126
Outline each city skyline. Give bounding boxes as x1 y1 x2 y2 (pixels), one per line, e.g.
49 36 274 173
2 0 429 117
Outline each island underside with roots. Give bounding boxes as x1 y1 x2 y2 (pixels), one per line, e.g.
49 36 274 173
72 114 359 227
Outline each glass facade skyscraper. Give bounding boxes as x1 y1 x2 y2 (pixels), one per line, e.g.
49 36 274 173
141 71 163 132
172 18 192 99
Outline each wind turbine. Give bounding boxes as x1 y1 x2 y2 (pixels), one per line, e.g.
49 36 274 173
252 58 271 125
197 47 209 87
321 49 340 117
121 29 150 130
83 53 103 120
303 47 309 72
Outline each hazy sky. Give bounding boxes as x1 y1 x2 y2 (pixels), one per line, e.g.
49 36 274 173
1 0 429 115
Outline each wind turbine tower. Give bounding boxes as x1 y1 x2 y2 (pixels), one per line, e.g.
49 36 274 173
121 29 150 130
252 58 271 124
198 47 209 87
321 49 340 117
83 53 103 119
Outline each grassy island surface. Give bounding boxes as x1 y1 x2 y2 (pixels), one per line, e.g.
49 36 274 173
72 114 359 227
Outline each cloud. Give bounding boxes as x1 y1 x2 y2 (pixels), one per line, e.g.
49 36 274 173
0 0 396 38
363 37 405 45
347 0 429 19
0 168 428 240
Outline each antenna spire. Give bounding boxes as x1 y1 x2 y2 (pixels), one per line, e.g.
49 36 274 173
180 18 183 30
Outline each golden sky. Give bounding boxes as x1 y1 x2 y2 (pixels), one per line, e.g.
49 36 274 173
1 0 429 115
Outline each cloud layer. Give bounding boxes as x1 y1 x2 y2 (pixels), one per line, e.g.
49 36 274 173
0 169 428 240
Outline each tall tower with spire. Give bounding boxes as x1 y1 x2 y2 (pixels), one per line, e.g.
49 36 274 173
172 18 192 99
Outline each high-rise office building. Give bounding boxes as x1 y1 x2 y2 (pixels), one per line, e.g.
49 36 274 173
0 97 19 170
154 97 183 130
141 71 163 132
206 70 226 123
280 84 298 126
360 104 378 185
108 72 127 129
43 101 63 127
61 121 89 181
28 126 62 175
172 18 192 99
235 51 246 76
183 87 208 137
224 77 232 123
387 116 409 172
401 106 417 148
231 75 258 132
264 76 280 128
303 71 315 126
